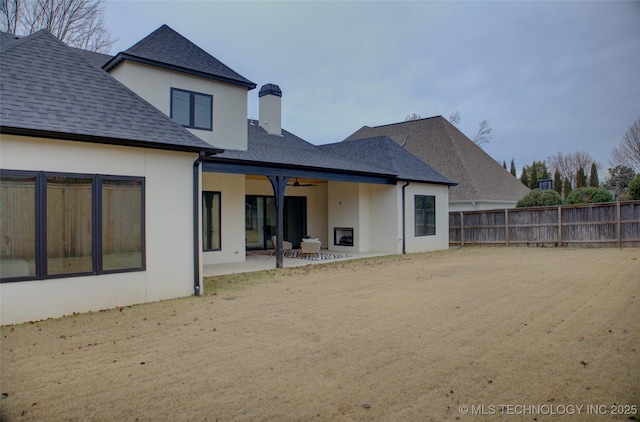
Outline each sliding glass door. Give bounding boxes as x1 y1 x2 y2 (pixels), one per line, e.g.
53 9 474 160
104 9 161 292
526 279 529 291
245 195 306 250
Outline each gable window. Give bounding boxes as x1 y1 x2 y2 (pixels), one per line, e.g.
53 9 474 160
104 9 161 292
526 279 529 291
415 195 436 236
171 88 212 130
202 191 221 251
0 170 145 282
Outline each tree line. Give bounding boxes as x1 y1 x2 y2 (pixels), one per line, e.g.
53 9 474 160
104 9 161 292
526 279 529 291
509 117 640 207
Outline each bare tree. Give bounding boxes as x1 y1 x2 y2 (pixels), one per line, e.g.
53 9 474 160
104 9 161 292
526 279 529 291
472 119 492 146
1 0 115 52
547 150 596 188
610 117 640 172
404 113 422 121
0 0 20 34
447 111 492 146
448 111 461 126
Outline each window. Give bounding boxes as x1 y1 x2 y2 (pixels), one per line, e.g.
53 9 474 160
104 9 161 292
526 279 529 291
415 195 436 236
202 191 221 251
0 170 145 282
0 173 37 278
171 88 212 130
46 175 94 275
101 178 144 271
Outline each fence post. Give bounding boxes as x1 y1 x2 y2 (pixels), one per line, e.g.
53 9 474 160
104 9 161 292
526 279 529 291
460 211 465 247
505 208 509 246
557 206 562 247
617 201 622 249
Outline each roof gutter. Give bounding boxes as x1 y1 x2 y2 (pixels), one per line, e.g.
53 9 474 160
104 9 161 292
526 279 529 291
0 126 223 155
193 151 206 296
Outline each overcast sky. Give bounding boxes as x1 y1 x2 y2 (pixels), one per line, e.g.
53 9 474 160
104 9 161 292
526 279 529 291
105 1 640 174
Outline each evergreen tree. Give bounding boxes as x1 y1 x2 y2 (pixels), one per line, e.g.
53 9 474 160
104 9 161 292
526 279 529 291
502 160 507 169
530 161 539 189
510 159 517 177
553 170 563 195
629 176 640 200
604 165 636 190
520 167 529 187
576 166 587 188
541 166 550 180
563 178 572 200
589 162 599 187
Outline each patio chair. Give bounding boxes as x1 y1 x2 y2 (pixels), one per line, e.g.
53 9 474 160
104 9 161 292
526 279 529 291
300 238 321 256
271 236 292 251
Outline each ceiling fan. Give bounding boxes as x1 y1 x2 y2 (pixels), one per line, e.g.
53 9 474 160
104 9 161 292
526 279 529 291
287 178 317 187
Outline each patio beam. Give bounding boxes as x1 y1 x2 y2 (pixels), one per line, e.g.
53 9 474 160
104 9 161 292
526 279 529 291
268 175 290 268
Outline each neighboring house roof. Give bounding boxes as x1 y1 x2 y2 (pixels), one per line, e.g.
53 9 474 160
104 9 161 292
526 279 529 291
212 121 452 185
0 30 221 154
103 24 256 90
319 136 455 185
344 116 529 202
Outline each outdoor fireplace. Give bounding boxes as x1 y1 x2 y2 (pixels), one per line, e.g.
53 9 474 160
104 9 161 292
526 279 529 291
334 227 354 247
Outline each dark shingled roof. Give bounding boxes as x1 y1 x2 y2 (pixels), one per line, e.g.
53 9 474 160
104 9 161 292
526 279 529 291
0 31 20 45
72 47 112 68
215 121 395 177
216 122 453 185
319 136 455 185
104 24 256 90
344 116 529 202
0 30 220 154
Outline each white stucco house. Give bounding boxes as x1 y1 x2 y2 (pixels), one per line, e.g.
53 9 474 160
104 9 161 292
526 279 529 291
0 25 455 325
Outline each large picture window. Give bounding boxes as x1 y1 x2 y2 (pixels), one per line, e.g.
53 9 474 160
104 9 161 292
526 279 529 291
0 170 145 282
171 88 213 130
415 195 436 236
202 191 221 251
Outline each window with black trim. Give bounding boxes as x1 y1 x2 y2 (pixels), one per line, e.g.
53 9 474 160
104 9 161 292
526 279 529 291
415 195 436 236
0 170 145 282
202 191 221 251
171 88 213 130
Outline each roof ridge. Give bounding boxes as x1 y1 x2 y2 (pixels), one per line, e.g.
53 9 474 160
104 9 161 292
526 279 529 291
0 29 49 54
369 115 444 130
120 24 168 56
439 118 483 198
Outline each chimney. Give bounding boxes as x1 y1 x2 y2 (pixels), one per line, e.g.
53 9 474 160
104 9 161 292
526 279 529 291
259 83 282 136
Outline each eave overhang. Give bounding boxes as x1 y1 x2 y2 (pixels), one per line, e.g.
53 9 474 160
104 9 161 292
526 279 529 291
0 126 223 155
103 53 257 90
204 158 397 185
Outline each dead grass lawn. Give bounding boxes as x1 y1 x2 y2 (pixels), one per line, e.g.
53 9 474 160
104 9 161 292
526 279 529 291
1 247 639 421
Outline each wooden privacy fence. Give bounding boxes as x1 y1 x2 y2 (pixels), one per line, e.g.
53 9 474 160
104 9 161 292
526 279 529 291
449 200 640 248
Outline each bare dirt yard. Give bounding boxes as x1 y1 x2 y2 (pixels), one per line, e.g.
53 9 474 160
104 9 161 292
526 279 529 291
1 247 639 421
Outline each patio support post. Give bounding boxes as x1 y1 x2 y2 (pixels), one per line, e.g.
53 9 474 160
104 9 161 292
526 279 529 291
268 175 290 268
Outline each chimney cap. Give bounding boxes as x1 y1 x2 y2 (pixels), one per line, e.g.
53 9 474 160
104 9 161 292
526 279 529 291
259 83 282 97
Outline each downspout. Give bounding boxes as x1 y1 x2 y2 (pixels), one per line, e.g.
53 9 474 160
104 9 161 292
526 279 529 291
402 180 410 254
193 151 206 296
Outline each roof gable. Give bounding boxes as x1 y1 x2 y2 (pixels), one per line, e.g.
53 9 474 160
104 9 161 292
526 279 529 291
345 116 529 201
0 30 220 153
104 24 256 89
